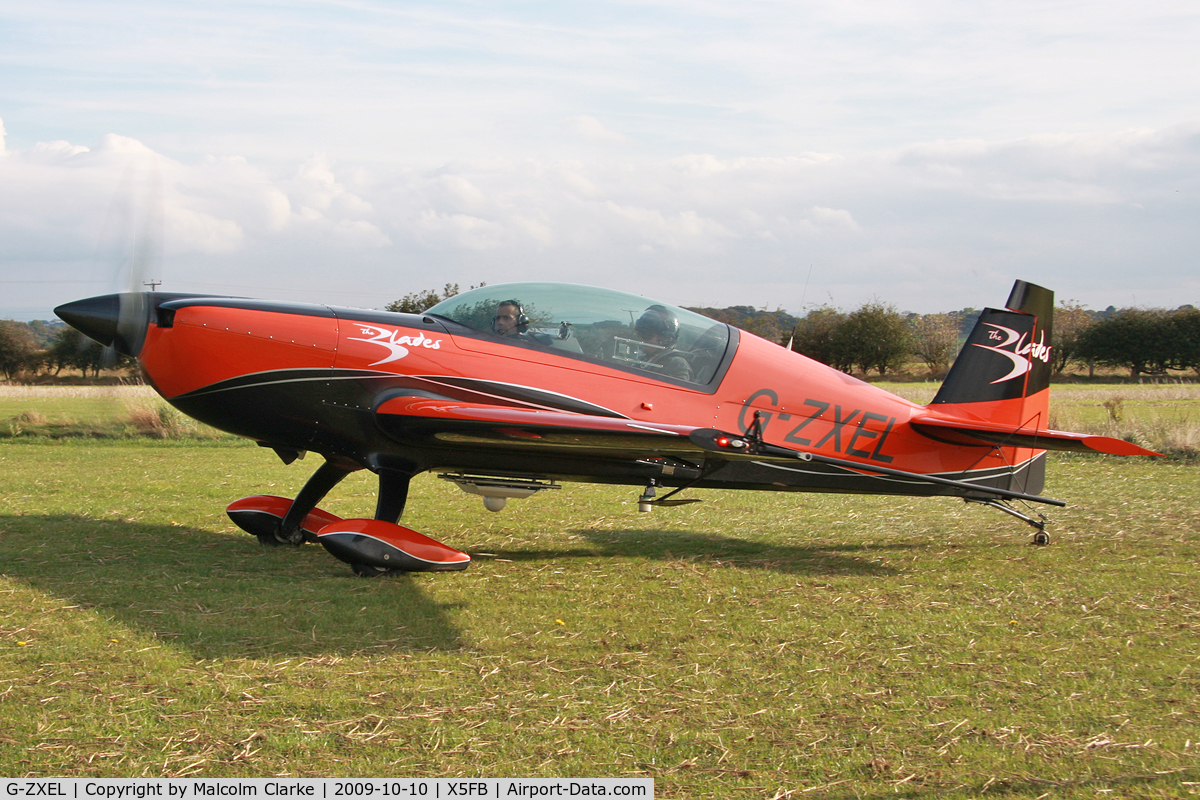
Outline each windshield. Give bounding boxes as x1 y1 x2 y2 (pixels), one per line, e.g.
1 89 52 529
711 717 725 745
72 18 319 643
426 282 732 386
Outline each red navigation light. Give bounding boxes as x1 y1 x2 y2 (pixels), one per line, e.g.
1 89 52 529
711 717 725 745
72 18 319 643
716 436 730 448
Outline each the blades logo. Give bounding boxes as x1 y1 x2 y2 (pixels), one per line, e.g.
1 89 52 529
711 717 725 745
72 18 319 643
348 325 442 366
976 324 1052 384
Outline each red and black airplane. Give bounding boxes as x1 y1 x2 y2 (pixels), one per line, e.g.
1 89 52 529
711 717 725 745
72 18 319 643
56 280 1159 576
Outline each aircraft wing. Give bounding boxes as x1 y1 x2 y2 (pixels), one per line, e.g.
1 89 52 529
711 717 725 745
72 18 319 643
909 415 1163 457
375 395 709 458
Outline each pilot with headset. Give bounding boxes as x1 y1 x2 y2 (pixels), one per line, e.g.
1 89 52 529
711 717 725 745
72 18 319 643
492 300 528 337
493 299 583 354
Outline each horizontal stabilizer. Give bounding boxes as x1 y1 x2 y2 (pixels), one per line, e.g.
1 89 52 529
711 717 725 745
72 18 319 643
911 416 1162 456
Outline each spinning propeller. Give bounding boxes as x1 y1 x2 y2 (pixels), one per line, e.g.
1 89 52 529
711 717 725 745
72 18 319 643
56 163 163 360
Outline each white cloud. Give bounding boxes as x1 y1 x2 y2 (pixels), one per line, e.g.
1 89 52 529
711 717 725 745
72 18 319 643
562 116 631 145
5 0 1198 168
1 118 1197 319
428 174 489 213
809 206 860 232
3 2 1199 324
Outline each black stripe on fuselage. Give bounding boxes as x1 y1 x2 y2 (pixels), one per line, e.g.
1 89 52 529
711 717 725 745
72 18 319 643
411 375 627 418
170 369 625 418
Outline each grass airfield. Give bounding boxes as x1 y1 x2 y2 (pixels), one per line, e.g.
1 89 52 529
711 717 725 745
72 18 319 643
0 388 1198 797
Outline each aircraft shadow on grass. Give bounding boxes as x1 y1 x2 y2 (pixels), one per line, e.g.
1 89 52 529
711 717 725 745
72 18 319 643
0 514 463 658
0 514 904 658
483 527 906 577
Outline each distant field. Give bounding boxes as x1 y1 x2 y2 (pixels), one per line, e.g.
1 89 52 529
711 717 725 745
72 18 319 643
0 391 1197 795
0 385 231 440
0 384 155 422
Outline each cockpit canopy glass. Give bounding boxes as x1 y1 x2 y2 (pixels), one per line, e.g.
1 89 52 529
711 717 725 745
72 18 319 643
425 282 732 386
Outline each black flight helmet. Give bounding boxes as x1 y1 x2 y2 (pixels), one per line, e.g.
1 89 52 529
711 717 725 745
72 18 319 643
636 305 680 346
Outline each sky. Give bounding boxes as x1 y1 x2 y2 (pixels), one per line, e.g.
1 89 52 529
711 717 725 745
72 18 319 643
1 0 1198 321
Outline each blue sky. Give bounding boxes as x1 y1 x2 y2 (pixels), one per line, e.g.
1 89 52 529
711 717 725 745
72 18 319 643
2 0 1197 320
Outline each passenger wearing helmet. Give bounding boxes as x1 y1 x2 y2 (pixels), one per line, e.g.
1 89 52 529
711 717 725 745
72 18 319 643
634 305 692 381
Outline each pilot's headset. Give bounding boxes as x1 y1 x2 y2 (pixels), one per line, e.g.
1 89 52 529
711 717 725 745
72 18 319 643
492 300 529 333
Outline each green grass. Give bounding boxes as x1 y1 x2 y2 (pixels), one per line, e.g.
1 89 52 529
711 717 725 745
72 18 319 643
1 436 1198 797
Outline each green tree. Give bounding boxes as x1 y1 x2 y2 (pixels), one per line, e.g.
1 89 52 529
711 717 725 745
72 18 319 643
839 301 913 375
47 328 83 376
386 283 478 314
46 327 130 378
0 321 39 380
908 312 960 378
791 306 852 372
1051 300 1096 375
688 305 799 346
24 320 63 349
1076 308 1174 377
742 314 783 345
1167 306 1200 374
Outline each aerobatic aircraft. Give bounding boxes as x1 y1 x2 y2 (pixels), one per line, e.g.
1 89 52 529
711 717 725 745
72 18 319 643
56 280 1159 576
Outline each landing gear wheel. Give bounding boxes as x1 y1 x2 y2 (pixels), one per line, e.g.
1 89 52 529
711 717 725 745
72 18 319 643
351 563 397 578
256 530 288 548
1032 531 1051 546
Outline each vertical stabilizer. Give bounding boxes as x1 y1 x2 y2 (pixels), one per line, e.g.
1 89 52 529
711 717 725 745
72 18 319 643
928 280 1054 495
931 280 1053 408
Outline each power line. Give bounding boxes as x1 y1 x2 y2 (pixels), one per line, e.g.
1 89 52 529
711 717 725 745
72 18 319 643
0 279 109 284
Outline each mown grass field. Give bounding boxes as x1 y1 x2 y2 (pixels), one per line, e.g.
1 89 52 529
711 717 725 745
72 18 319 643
0 386 1198 797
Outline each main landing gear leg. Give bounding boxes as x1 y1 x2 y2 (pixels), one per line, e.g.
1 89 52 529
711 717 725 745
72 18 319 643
373 469 411 525
276 461 354 545
347 469 413 578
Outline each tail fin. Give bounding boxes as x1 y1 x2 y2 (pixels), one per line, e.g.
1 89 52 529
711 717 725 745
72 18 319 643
924 281 1054 496
930 280 1053 420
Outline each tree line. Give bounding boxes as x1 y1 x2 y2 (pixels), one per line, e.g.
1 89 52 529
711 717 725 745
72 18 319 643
770 300 1198 378
0 321 131 380
1 291 1196 381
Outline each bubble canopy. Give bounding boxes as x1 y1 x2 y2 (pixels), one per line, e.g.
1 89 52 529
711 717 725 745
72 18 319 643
425 282 734 387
